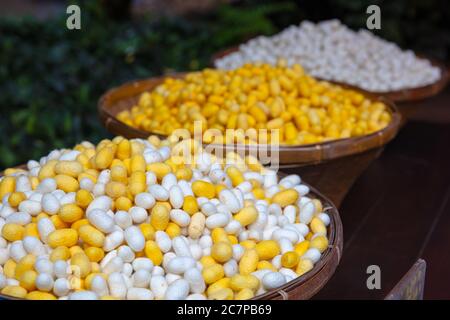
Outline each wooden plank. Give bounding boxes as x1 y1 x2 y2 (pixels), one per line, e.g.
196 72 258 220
420 184 450 299
312 118 450 299
385 259 426 300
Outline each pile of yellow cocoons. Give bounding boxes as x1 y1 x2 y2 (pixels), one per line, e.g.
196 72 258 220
0 136 331 300
117 62 392 145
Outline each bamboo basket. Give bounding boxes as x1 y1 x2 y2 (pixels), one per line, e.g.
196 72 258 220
98 75 402 207
211 46 449 103
0 168 343 300
253 182 343 300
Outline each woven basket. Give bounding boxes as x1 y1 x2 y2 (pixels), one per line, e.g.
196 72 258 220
0 169 343 300
98 74 402 206
253 182 343 300
211 46 449 103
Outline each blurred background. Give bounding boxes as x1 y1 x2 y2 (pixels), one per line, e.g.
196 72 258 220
0 0 449 170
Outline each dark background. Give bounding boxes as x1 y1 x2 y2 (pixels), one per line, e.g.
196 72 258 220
0 0 449 169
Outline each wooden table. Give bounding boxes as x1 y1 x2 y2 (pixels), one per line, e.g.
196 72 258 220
286 86 450 299
2 86 449 300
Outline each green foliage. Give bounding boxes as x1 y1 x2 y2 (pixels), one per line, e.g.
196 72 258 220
0 0 448 170
0 1 290 169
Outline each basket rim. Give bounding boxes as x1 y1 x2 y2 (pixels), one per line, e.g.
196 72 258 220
97 74 402 165
0 168 343 300
211 46 449 103
253 178 342 300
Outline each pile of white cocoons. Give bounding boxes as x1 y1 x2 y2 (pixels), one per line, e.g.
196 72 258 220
0 136 331 300
215 19 442 92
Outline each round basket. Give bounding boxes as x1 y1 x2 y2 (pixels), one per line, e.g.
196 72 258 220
98 74 401 166
0 168 343 300
98 74 402 207
253 182 342 300
211 46 449 103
